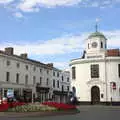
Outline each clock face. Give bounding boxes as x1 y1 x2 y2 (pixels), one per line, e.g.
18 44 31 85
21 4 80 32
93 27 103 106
92 42 97 48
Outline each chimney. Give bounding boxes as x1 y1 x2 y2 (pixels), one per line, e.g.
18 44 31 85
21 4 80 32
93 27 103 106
20 53 28 59
5 47 14 55
47 63 53 67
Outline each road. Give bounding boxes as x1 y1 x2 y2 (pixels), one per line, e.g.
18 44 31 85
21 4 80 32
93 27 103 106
1 105 120 120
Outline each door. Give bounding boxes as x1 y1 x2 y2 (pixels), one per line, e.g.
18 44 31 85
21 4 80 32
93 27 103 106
91 86 100 104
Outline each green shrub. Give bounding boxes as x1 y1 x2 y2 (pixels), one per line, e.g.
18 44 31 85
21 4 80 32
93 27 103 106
7 103 57 112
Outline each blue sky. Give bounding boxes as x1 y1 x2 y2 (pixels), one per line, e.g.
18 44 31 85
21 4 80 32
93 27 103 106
0 0 120 69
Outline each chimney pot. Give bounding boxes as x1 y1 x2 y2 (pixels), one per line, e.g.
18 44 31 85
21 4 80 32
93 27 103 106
5 47 14 55
20 53 28 59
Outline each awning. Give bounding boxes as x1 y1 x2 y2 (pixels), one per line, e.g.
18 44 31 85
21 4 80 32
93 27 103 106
53 90 68 95
36 87 49 93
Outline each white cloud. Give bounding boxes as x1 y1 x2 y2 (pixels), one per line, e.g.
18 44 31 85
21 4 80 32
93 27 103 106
1 30 120 56
0 0 120 15
15 0 120 13
53 62 69 69
0 0 14 4
0 34 85 56
104 30 120 48
81 0 120 8
17 0 82 12
0 30 120 68
13 12 23 18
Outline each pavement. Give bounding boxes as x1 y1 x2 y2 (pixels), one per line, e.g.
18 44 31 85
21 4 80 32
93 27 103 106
0 109 79 118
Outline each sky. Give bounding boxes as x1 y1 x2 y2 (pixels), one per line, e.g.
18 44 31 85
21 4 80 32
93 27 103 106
0 0 120 69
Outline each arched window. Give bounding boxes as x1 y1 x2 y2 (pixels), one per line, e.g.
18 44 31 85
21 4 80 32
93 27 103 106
101 42 103 48
72 67 76 79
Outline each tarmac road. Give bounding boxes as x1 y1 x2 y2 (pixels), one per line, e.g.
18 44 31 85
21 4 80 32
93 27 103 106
1 105 120 120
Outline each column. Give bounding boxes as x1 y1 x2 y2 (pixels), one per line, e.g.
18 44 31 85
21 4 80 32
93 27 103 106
32 90 33 103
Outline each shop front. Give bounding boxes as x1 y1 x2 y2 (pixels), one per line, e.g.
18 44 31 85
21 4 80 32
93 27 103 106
36 86 50 103
53 90 69 103
23 89 32 102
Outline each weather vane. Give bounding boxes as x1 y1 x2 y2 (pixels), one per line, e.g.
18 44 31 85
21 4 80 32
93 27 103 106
95 18 100 32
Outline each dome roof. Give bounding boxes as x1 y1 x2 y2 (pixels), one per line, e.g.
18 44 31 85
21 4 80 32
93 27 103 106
88 31 107 40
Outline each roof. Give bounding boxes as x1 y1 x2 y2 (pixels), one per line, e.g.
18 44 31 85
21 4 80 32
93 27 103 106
88 32 107 40
53 67 62 72
107 49 120 57
0 50 52 69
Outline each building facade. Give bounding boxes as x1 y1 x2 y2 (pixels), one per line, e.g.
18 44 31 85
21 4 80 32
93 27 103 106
0 47 70 103
52 68 70 103
70 31 120 104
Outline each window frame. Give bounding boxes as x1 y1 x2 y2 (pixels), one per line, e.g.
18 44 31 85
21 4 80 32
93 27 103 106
53 79 55 88
6 72 10 82
91 64 99 78
25 75 28 85
16 73 19 84
33 76 36 85
72 67 76 79
118 64 120 77
6 60 10 66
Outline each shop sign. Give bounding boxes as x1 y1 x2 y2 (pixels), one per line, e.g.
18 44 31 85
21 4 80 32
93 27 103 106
7 89 14 98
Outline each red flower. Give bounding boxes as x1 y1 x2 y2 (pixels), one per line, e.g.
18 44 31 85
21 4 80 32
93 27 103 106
42 102 76 110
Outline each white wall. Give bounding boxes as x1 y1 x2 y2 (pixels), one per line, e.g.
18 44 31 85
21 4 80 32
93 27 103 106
71 57 120 102
106 58 120 101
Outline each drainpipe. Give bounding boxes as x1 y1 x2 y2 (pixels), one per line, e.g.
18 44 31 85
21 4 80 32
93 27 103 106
32 89 34 103
2 88 4 98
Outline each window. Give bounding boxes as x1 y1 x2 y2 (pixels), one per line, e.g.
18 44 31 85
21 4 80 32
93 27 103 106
6 60 10 66
62 85 64 91
119 88 120 96
53 79 55 88
62 76 64 81
67 77 69 82
16 63 20 68
33 76 36 85
57 80 59 88
101 42 103 48
67 86 69 91
16 73 19 84
33 66 36 71
40 68 42 73
25 65 28 70
72 67 76 79
53 71 55 76
57 72 59 77
6 72 10 82
118 64 120 77
101 94 104 98
25 75 28 85
46 78 49 86
112 82 116 89
91 64 99 78
40 77 42 85
47 70 49 74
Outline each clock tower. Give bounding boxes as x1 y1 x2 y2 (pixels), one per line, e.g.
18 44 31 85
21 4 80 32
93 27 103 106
85 26 107 59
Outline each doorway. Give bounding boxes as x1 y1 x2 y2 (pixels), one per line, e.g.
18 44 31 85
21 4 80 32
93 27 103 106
91 86 100 104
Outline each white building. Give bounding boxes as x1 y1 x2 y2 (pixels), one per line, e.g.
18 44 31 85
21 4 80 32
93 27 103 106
70 30 120 105
52 68 70 103
0 47 70 103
